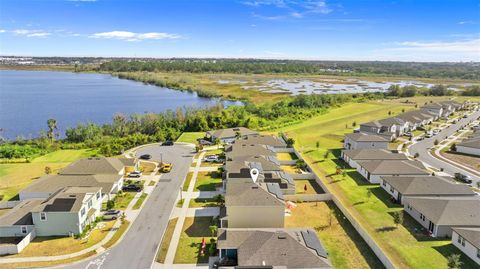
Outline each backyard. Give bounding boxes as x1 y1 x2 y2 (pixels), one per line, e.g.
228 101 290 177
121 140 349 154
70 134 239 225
278 98 478 268
176 132 205 144
295 179 324 194
174 217 216 264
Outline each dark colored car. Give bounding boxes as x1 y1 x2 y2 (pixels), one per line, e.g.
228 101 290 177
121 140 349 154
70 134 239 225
454 173 473 184
139 154 152 160
122 184 143 192
161 140 174 146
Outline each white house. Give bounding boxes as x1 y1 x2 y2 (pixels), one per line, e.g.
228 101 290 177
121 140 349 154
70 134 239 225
341 149 407 169
359 117 409 139
452 227 480 265
456 136 480 157
343 133 389 150
356 160 429 184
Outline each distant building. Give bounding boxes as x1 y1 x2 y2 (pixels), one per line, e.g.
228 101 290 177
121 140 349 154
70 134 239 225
206 127 258 144
456 135 480 157
343 133 389 150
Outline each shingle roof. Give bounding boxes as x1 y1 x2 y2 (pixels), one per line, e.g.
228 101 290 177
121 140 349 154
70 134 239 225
217 228 331 269
453 227 480 248
225 155 281 172
33 187 101 213
381 176 475 196
225 182 284 207
342 149 408 161
206 127 258 140
357 160 429 175
0 199 43 226
118 157 137 167
225 144 276 159
396 110 434 123
21 174 122 194
344 133 389 142
60 157 124 175
422 103 444 109
404 197 480 226
361 117 406 128
457 136 480 149
234 135 287 147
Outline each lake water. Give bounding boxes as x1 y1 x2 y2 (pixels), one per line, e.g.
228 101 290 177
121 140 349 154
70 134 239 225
0 70 242 140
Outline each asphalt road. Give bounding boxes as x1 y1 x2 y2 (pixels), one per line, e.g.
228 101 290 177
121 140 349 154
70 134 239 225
60 143 195 269
408 109 480 185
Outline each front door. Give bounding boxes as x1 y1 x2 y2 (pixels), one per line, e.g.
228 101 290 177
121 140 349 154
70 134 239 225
397 193 402 203
428 221 435 234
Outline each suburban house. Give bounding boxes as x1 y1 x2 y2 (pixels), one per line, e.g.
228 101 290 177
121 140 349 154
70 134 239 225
343 133 389 150
222 181 285 229
205 127 258 144
225 155 282 173
31 186 103 236
341 149 408 169
60 157 125 176
380 176 476 204
359 117 408 139
216 228 332 269
403 197 480 237
19 174 123 201
420 103 444 118
0 199 43 238
439 100 465 112
118 157 139 175
452 227 480 265
233 134 287 149
225 143 276 160
456 134 480 157
395 110 435 131
356 159 429 184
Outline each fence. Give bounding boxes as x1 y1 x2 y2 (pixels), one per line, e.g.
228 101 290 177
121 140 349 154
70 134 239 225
278 160 297 165
0 230 36 255
284 193 332 202
0 200 21 209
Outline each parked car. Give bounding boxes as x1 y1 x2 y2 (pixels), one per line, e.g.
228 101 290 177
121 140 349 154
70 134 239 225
139 154 152 160
432 129 440 135
416 136 424 141
160 162 173 173
425 132 433 138
161 140 174 146
204 155 220 163
454 173 473 184
404 132 412 137
128 171 142 178
122 184 143 192
103 210 121 220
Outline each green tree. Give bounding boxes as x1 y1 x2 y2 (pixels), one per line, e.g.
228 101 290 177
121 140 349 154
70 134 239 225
393 211 404 227
47 118 58 142
316 141 320 150
447 254 463 269
106 200 115 210
44 166 52 175
286 138 295 148
450 143 457 152
209 225 218 237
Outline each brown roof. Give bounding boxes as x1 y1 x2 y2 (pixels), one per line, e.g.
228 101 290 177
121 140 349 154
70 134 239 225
217 228 331 269
342 149 408 161
357 160 429 175
60 157 124 175
118 157 137 167
453 227 480 248
381 176 475 196
0 200 43 226
206 127 258 140
457 137 480 149
234 135 287 147
225 144 276 159
404 197 480 226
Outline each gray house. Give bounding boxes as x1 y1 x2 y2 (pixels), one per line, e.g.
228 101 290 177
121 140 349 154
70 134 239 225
359 117 408 139
31 186 103 236
206 127 258 144
396 110 435 131
233 134 287 149
452 227 480 265
356 159 429 184
420 103 444 118
225 143 277 160
343 133 389 150
341 149 408 169
0 199 43 238
381 176 476 204
216 228 332 269
222 181 285 229
404 197 480 237
59 157 125 176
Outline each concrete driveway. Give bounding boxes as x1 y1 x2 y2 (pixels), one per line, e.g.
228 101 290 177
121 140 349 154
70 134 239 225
60 143 195 269
408 109 480 185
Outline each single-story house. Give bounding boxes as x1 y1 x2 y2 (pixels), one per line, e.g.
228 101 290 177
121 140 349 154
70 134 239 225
452 227 480 265
59 157 125 176
222 181 285 229
356 160 429 184
225 143 276 160
216 228 332 269
233 134 287 149
205 127 258 144
0 199 43 238
359 117 408 138
341 149 408 169
456 136 480 157
225 155 282 173
381 176 476 204
421 103 444 118
395 110 435 130
31 186 103 236
403 197 480 237
118 157 139 175
19 174 123 201
343 133 389 150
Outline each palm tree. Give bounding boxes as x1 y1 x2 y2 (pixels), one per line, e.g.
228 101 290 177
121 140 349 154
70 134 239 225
47 118 58 142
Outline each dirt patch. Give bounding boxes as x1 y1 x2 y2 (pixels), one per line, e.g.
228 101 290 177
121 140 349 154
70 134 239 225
440 151 480 175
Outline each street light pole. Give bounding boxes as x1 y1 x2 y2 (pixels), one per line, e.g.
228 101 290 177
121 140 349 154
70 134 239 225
180 187 182 200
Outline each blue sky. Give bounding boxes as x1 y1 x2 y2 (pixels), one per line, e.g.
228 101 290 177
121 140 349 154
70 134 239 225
0 0 479 61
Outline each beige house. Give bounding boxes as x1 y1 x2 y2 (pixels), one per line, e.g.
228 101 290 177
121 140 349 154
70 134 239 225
233 134 287 149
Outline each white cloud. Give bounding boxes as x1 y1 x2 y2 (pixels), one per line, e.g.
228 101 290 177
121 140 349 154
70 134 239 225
458 21 475 25
12 29 51 37
391 39 480 53
0 29 5 33
90 31 181 41
246 0 332 20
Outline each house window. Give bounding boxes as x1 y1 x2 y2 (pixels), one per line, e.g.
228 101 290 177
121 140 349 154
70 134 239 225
96 192 100 200
88 200 92 208
21 226 27 234
81 208 86 217
390 186 394 193
458 235 465 246
40 212 47 221
382 180 386 187
420 214 425 221
407 204 412 211
477 248 480 259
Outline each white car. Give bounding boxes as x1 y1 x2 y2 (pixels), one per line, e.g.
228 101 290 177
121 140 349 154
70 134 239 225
203 155 222 163
128 171 142 178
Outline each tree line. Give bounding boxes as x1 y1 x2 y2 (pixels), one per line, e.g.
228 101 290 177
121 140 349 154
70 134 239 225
386 85 480 97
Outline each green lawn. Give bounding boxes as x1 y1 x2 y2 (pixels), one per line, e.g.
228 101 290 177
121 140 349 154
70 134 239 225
194 171 222 191
189 198 218 208
156 218 178 263
279 99 477 269
174 217 216 264
295 179 324 194
132 193 148 210
276 152 298 160
114 192 136 210
176 132 205 144
0 149 96 201
183 172 194 191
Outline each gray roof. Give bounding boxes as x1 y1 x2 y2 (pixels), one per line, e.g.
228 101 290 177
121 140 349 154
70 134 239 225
453 227 480 248
422 103 444 109
396 110 434 123
33 187 101 213
457 136 480 149
344 133 389 142
206 127 258 140
225 181 284 207
357 160 429 175
0 199 43 226
234 135 287 147
217 228 331 269
60 157 124 175
118 157 137 167
404 197 480 226
361 117 406 128
342 149 408 161
225 155 281 173
381 176 475 196
225 144 276 160
21 174 122 194
439 100 463 109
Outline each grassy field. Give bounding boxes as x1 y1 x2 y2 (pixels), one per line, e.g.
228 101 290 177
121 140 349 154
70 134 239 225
189 198 218 208
194 171 222 191
0 149 96 201
132 193 148 210
176 132 205 144
5 220 115 258
279 97 479 269
286 202 383 269
113 192 136 210
156 218 178 263
173 217 215 264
